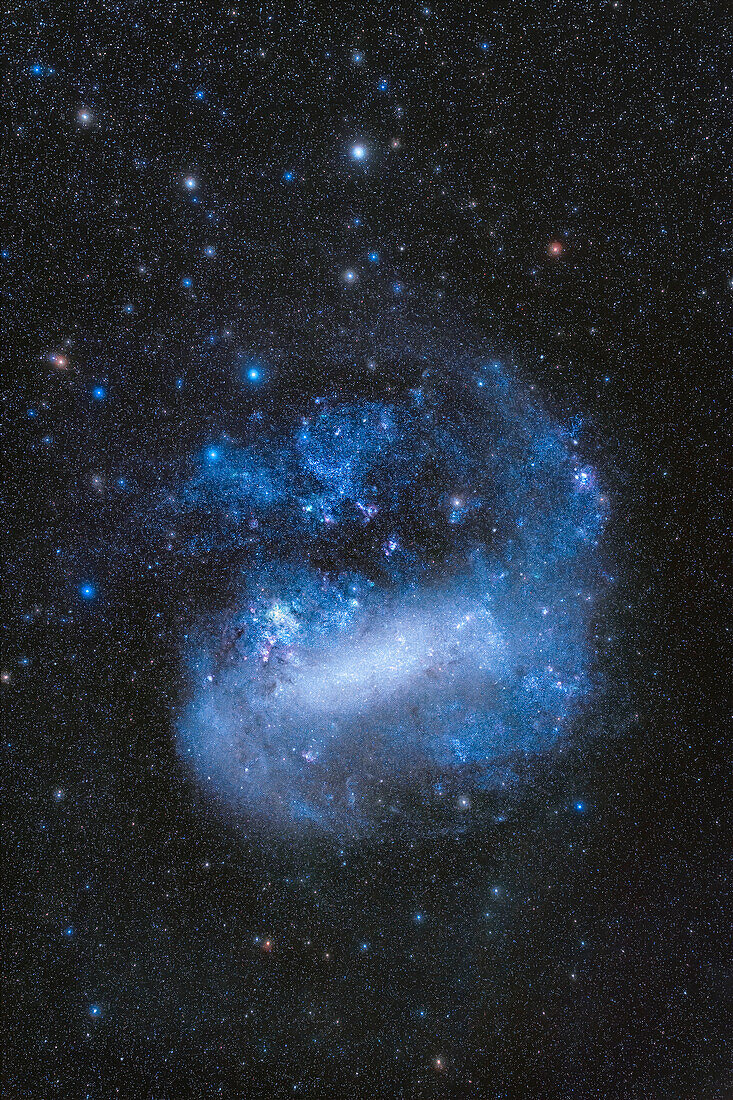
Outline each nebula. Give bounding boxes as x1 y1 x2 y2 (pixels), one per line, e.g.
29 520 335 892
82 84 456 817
174 344 607 836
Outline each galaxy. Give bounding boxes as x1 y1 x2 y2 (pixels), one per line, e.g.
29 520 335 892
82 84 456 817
5 6 730 1099
176 343 607 835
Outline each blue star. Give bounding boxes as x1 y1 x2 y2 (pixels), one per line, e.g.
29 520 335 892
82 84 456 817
89 1004 102 1018
79 583 96 600
282 170 294 182
350 144 367 161
368 251 379 263
194 89 205 100
574 801 585 812
206 447 220 463
378 78 389 91
247 366 261 382
182 277 192 288
92 386 106 400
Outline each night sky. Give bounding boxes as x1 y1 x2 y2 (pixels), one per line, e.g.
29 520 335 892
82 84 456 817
4 4 731 1098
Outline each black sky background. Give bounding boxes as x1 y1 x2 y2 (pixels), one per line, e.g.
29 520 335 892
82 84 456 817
3 3 731 1098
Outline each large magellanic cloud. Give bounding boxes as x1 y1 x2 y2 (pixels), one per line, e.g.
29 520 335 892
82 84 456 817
174 336 607 837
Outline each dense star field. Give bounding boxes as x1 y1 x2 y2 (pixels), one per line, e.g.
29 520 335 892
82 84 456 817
4 4 731 1099
176 328 608 836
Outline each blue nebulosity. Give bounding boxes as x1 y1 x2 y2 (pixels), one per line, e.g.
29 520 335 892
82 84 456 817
175 349 608 837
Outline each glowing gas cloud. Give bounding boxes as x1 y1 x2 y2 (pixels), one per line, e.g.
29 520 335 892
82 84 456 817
175 340 608 836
